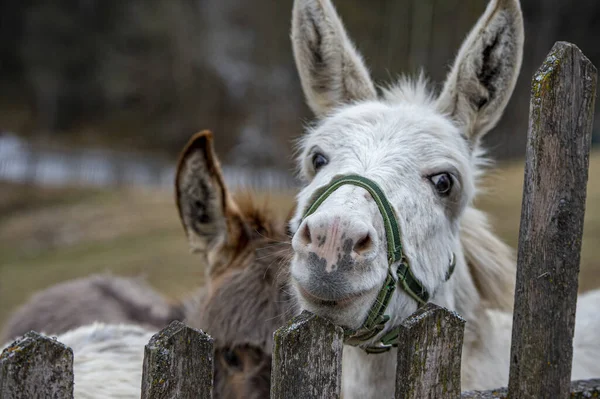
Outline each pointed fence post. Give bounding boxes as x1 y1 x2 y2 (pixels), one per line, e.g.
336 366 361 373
271 311 344 399
508 41 597 399
141 320 214 399
395 303 465 399
0 331 74 398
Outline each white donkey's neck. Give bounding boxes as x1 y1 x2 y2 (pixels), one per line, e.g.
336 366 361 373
341 206 517 397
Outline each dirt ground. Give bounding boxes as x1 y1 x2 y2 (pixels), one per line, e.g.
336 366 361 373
1 152 599 331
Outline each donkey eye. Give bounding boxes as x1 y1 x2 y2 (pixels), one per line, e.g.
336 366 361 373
429 173 453 196
311 153 329 171
222 349 242 370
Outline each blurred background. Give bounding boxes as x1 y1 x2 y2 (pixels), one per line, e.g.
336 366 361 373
0 0 599 330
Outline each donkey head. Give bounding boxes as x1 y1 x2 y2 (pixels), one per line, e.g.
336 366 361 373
176 131 294 398
289 0 524 344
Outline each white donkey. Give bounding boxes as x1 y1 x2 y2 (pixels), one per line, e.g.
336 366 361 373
288 0 600 396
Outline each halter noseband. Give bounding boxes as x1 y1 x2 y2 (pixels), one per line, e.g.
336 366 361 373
301 174 456 353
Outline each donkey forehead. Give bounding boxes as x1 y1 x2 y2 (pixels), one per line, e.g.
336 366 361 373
305 101 470 168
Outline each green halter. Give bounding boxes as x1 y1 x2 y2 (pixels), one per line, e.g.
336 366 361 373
301 175 456 353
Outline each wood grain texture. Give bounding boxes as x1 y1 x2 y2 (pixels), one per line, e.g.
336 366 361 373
461 387 508 399
461 378 600 398
270 311 344 399
508 41 597 399
395 303 465 399
0 331 74 399
141 320 213 399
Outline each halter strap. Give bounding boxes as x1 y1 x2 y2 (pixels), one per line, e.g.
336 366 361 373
301 174 455 353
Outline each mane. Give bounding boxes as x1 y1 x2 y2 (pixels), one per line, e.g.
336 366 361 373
382 73 493 190
232 191 290 243
381 74 513 311
460 206 516 311
188 191 296 352
381 73 437 108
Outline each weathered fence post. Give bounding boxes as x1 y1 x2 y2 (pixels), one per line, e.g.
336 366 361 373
460 378 600 398
0 331 74 398
569 379 600 398
271 311 344 399
395 303 465 399
508 41 597 398
141 320 214 399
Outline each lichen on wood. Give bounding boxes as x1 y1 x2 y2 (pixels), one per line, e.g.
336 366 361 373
461 378 600 398
395 303 465 399
271 311 344 399
508 41 597 399
141 320 214 399
0 331 74 399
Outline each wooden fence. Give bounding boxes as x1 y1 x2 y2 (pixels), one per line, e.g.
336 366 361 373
1 41 599 399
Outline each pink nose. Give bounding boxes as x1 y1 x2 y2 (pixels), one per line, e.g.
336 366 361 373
293 215 375 259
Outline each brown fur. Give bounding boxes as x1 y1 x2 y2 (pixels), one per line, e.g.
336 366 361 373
175 132 298 398
188 193 294 399
1 131 297 399
1 130 520 398
175 131 251 277
189 192 293 350
1 194 294 399
0 274 184 342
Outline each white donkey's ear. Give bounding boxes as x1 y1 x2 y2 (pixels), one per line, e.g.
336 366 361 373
437 0 524 144
291 0 377 117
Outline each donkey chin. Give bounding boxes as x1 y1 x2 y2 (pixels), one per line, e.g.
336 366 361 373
289 255 387 330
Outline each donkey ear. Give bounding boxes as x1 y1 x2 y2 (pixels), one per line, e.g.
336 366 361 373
176 131 247 274
291 0 377 117
437 0 524 144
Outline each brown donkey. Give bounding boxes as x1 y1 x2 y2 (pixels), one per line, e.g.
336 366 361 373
177 131 296 398
0 274 186 342
1 131 297 399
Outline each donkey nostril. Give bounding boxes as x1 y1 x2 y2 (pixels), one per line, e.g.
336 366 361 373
299 223 312 246
353 233 373 255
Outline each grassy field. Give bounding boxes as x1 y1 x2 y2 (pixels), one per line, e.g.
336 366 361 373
1 153 599 330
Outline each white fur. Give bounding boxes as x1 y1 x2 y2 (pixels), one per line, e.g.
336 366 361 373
289 0 600 397
0 324 153 399
463 290 600 390
290 0 377 116
60 323 152 399
4 291 597 398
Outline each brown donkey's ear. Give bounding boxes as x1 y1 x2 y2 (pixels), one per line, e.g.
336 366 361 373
176 131 248 276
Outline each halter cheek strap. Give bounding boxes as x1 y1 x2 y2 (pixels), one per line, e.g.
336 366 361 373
301 174 456 353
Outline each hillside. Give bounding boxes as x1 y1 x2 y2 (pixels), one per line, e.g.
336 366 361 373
1 152 599 329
